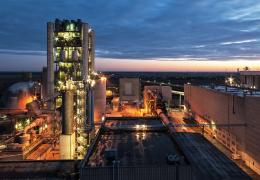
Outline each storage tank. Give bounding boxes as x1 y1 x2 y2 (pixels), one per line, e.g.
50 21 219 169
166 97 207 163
94 77 106 123
7 97 18 109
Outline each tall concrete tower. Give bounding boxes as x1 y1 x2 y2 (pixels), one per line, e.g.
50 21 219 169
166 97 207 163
47 19 96 159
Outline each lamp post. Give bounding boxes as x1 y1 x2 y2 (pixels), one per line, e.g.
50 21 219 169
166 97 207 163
38 82 42 99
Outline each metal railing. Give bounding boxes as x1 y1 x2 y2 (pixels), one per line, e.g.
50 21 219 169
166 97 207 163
81 165 193 180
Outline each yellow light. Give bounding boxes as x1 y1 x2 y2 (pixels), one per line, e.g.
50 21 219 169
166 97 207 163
211 121 216 130
106 90 113 97
142 132 146 139
90 80 96 87
136 132 146 140
228 77 234 85
63 32 70 39
101 76 107 81
135 124 147 130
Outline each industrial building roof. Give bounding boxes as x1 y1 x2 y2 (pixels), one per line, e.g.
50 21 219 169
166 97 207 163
82 117 251 179
88 131 185 166
86 118 187 167
203 85 260 97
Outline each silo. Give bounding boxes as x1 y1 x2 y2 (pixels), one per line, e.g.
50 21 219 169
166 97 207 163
94 77 106 123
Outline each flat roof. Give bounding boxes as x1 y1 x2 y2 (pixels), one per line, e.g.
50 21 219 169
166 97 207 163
87 118 187 167
83 117 250 179
203 85 260 97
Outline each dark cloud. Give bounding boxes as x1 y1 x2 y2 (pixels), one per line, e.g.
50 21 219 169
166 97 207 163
1 0 260 64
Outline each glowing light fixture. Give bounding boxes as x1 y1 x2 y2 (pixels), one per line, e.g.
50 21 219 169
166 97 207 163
101 76 107 81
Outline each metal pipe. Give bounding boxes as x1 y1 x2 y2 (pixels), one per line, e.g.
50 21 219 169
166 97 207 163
179 94 182 109
89 30 95 73
82 23 89 81
60 49 66 61
88 88 94 130
47 22 55 110
72 50 78 61
62 91 74 135
24 116 52 134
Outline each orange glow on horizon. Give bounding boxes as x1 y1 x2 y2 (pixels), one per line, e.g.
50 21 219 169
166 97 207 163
96 58 260 72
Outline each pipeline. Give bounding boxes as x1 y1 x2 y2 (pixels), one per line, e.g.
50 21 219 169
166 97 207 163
24 117 48 134
157 109 176 132
23 112 60 134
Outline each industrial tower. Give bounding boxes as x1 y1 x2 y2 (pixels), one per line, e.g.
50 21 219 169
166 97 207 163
47 19 96 159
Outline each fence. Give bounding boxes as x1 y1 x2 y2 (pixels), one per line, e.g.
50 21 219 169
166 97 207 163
81 165 193 180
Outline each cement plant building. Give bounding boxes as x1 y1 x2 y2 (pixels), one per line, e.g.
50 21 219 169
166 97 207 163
184 84 260 174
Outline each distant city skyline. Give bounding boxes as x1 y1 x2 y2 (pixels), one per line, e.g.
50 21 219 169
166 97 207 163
1 1 260 71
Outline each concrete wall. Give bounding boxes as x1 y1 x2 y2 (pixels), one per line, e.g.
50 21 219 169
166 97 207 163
161 86 172 105
184 84 260 174
119 78 140 103
244 96 260 172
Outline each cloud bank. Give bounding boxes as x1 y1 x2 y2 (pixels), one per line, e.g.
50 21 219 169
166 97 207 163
1 0 260 71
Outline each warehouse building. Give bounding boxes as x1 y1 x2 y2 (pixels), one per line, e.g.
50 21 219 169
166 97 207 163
239 71 260 89
119 78 140 104
184 84 260 174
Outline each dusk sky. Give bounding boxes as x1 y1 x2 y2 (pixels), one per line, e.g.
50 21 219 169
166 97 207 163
1 0 260 71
